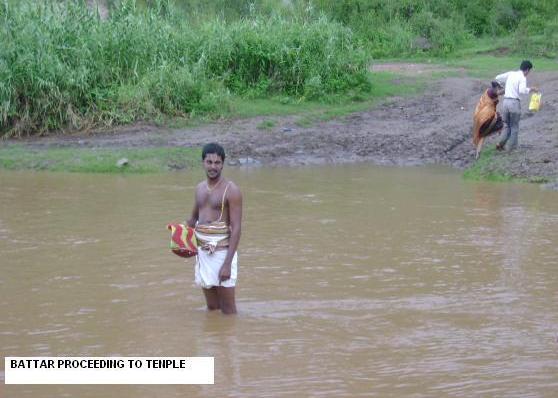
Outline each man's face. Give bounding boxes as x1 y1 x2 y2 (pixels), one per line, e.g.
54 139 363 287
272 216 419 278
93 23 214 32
203 153 224 179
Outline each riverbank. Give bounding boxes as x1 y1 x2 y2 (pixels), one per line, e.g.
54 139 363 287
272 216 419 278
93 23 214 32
1 61 557 185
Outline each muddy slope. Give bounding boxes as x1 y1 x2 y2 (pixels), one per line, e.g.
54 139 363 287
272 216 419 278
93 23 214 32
13 67 558 179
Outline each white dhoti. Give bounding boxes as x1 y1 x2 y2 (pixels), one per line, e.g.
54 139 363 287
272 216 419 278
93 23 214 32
195 249 238 289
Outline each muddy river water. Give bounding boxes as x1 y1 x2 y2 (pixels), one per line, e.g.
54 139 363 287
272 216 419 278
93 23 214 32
1 165 557 397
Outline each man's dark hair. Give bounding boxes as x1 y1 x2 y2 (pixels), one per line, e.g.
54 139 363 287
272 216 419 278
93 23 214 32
202 142 226 161
520 60 533 72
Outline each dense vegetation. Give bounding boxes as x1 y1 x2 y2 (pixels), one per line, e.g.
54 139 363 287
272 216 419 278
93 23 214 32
146 0 558 57
311 0 558 57
1 0 557 137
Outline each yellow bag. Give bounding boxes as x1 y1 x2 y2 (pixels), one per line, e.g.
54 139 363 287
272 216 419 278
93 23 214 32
529 92 542 112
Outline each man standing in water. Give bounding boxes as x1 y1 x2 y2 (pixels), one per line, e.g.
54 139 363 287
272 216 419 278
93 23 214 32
187 143 242 314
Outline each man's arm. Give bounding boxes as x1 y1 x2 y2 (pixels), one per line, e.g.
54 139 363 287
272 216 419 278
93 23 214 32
219 184 242 282
186 191 199 228
518 75 530 95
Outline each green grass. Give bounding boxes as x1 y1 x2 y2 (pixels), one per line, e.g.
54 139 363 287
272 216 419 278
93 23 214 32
463 146 518 182
0 145 200 173
463 146 552 184
378 35 558 78
160 70 425 129
441 36 558 76
256 119 276 130
448 55 558 78
236 71 425 127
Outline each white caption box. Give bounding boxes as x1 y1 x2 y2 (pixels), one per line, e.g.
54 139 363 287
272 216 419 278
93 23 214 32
5 357 214 384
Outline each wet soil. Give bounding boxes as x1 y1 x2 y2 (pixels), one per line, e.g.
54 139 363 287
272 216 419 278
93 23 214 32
10 64 558 180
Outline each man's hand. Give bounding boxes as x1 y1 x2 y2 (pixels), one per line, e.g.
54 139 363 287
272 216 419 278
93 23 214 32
219 264 231 282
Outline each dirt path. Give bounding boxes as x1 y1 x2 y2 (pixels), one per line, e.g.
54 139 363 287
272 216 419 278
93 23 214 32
13 64 558 180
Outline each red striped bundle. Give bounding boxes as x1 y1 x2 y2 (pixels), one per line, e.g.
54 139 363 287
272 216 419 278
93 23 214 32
167 223 198 258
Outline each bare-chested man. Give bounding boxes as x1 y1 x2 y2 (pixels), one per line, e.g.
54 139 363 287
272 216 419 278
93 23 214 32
186 143 242 314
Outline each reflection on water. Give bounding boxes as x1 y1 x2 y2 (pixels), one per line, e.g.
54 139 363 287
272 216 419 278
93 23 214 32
1 165 557 397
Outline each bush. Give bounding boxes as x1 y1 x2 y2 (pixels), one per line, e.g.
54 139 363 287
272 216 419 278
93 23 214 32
195 16 370 96
512 17 558 58
0 0 369 136
308 0 557 57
